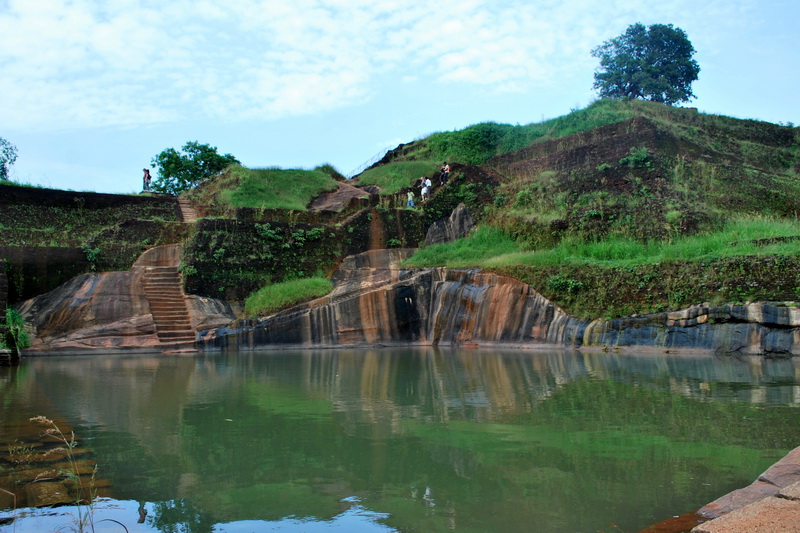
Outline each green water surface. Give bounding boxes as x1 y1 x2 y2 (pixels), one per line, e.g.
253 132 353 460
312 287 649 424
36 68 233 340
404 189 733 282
1 348 799 532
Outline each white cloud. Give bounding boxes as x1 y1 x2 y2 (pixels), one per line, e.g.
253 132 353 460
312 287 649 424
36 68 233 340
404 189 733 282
0 0 758 131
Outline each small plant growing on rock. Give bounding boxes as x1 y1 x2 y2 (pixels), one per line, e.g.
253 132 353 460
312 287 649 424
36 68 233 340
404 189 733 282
80 244 101 271
3 308 30 355
619 146 652 169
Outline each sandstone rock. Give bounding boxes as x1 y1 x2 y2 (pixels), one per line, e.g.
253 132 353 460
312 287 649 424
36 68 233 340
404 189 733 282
424 203 475 246
779 481 800 501
0 487 15 509
18 244 234 352
699 446 800 518
187 295 236 331
692 497 800 533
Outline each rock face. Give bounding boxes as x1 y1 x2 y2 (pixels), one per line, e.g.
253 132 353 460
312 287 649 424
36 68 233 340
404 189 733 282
18 244 800 356
424 202 475 245
199 249 800 355
19 245 235 353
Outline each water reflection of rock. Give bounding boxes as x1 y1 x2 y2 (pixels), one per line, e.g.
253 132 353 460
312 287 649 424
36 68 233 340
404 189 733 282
5 349 800 531
11 350 800 450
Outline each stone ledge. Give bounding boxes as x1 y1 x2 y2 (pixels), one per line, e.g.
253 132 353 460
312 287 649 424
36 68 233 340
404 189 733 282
692 496 800 533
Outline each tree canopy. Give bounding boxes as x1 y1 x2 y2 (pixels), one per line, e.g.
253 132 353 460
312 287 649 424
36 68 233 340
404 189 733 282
0 137 18 181
151 141 240 195
591 23 700 106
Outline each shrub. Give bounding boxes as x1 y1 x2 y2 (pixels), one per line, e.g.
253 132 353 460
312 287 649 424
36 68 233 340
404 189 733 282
3 308 30 354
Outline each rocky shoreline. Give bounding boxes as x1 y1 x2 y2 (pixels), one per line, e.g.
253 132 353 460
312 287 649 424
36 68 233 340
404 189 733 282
691 446 800 532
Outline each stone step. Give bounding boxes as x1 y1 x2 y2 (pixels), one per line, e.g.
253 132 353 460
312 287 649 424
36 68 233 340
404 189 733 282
153 321 193 328
143 276 181 282
140 258 196 345
148 304 188 311
145 290 182 296
157 330 196 338
148 313 192 322
155 328 194 333
149 309 191 316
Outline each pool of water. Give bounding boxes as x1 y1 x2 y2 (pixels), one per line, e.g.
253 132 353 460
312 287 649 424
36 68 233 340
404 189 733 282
1 348 799 532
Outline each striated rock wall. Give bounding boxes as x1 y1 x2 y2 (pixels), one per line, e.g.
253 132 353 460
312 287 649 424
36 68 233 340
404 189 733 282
16 245 800 356
199 250 800 356
17 269 160 351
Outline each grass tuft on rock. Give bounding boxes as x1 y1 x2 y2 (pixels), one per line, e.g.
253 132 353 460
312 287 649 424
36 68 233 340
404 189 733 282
244 277 333 318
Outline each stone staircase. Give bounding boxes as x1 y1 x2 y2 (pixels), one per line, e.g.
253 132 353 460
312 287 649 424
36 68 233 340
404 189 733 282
177 197 198 223
142 266 196 345
134 244 197 349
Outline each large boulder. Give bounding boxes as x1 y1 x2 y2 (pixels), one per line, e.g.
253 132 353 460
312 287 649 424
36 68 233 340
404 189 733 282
424 203 475 246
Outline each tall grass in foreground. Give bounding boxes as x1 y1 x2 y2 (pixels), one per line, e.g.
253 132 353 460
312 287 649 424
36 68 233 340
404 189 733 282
244 277 333 317
403 217 800 269
29 416 128 533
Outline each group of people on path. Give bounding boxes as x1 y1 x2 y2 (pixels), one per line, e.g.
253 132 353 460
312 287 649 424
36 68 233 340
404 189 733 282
407 162 450 208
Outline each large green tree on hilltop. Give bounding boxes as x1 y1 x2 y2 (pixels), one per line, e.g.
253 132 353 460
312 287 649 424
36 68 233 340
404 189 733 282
151 141 240 195
0 137 18 181
591 23 700 106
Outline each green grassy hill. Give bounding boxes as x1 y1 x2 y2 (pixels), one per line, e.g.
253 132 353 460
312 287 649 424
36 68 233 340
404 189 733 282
184 165 341 215
359 99 800 318
3 99 799 320
360 99 799 246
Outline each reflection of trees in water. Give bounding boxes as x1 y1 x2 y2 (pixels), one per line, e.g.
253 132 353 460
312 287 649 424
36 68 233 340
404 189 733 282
149 498 215 533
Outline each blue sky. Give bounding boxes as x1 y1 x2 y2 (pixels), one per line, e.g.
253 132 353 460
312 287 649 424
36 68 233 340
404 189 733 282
2 0 798 194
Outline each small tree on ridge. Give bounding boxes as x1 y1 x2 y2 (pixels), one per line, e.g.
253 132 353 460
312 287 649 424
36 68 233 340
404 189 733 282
0 137 18 181
591 23 700 106
151 141 240 195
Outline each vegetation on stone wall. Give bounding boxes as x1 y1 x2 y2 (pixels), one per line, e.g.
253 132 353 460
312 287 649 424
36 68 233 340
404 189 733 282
182 219 342 302
403 215 800 318
0 184 186 304
497 255 800 320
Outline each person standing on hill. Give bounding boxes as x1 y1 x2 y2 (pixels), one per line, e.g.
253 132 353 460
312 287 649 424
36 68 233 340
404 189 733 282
142 168 152 192
439 162 450 185
407 189 416 208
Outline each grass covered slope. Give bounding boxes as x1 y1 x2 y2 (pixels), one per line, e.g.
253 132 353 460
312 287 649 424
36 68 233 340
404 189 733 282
404 216 800 318
185 165 340 214
369 99 799 247
379 100 800 319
